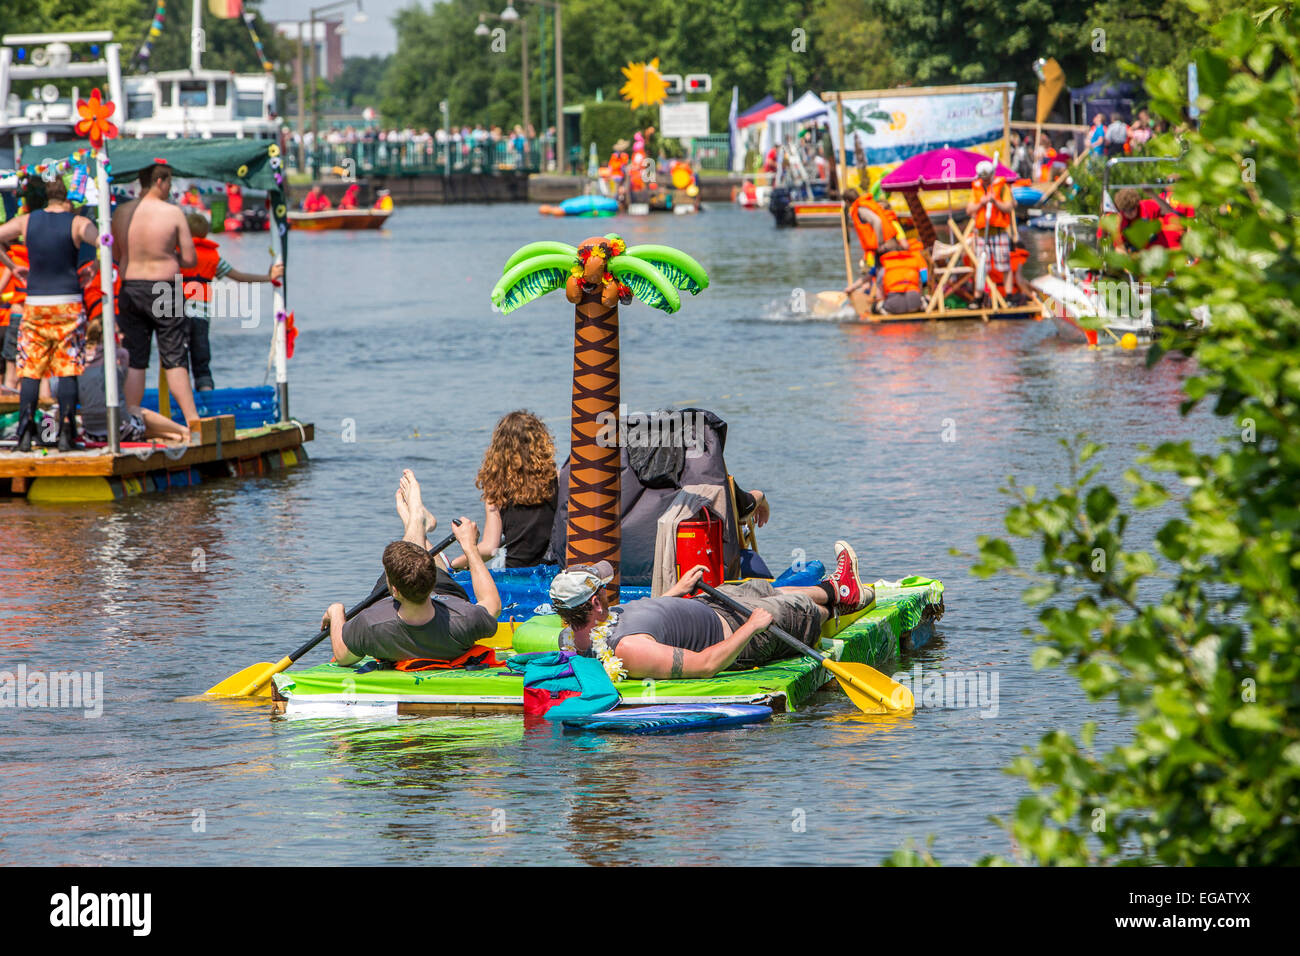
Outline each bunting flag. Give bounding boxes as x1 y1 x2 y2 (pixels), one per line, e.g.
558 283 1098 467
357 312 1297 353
242 10 274 72
136 1 167 63
209 0 243 19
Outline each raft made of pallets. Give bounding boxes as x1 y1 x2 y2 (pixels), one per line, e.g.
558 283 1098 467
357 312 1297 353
0 421 313 501
270 577 945 717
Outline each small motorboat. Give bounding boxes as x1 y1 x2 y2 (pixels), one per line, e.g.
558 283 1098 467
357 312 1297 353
287 208 393 230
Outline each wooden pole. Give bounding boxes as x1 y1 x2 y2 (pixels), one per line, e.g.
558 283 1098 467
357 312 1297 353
836 93 852 288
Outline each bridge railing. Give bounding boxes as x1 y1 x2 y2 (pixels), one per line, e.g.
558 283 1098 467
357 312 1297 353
303 139 544 177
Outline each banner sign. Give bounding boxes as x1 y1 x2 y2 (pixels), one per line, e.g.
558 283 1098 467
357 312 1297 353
828 83 1015 210
660 102 710 138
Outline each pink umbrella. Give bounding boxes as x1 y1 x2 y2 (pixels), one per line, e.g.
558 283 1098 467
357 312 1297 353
880 148 1017 191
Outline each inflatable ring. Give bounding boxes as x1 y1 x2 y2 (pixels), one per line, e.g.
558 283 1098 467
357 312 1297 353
267 144 280 158
236 164 249 178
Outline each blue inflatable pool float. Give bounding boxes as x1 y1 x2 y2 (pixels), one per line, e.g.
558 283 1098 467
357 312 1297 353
1013 185 1045 207
560 195 619 217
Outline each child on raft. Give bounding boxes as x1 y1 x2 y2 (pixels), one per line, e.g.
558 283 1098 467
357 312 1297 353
451 410 560 570
549 542 872 681
182 212 284 391
325 470 503 667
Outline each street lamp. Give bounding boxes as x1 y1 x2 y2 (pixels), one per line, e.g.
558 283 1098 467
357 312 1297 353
305 0 368 171
510 0 564 173
477 10 530 136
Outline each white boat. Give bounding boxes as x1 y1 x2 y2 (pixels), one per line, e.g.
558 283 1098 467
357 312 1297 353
0 31 125 169
121 1 279 142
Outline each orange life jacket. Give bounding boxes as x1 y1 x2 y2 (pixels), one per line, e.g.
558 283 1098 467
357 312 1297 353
181 236 221 303
878 247 923 295
393 644 501 672
2 243 29 310
972 178 1011 229
78 258 121 328
848 196 902 263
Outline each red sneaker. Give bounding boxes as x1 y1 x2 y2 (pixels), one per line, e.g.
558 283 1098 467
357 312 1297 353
826 540 870 613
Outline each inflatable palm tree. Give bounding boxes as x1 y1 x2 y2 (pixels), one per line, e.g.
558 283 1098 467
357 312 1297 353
491 235 708 595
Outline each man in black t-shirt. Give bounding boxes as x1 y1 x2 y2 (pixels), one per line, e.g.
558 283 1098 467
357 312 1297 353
323 470 502 665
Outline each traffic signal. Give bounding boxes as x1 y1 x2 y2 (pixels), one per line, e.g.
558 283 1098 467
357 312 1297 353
685 74 712 94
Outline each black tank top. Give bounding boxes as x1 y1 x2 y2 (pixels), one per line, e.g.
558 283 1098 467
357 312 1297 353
24 209 81 297
500 497 557 567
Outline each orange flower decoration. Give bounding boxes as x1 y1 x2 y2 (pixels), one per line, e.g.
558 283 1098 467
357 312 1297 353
75 89 118 148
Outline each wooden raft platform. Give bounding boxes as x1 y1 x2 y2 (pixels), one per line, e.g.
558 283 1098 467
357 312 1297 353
858 303 1047 323
0 421 313 502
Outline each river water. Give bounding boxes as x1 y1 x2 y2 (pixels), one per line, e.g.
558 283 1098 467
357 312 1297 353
0 203 1216 865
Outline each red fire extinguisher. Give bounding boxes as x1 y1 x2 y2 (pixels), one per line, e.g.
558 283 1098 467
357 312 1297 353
675 509 724 594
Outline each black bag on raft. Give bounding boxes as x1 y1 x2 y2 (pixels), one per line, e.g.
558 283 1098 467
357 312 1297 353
547 408 747 586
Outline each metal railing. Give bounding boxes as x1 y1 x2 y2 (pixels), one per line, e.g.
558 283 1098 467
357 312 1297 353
299 138 545 176
690 134 732 171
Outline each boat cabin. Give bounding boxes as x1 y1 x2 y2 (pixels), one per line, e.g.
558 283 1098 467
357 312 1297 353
122 70 279 140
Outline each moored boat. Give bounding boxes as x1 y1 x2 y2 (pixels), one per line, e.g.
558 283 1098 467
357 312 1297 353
288 208 393 230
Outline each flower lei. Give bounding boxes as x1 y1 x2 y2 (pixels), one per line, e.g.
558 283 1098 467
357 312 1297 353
560 610 627 683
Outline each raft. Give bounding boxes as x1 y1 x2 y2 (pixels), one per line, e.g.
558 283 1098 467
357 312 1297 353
270 577 945 717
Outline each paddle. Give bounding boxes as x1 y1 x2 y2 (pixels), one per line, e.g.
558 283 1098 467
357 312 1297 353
695 581 914 715
206 521 462 698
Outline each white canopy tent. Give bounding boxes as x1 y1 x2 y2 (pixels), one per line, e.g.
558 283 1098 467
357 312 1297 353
758 90 831 162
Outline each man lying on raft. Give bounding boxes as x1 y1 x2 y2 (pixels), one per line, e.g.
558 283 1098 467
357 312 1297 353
549 544 872 680
324 470 502 667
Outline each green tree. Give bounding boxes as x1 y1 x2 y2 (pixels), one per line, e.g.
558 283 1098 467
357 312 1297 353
332 54 391 109
969 6 1300 865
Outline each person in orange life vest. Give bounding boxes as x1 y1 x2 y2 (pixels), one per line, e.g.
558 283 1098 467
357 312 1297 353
338 183 361 210
302 184 332 213
988 242 1032 305
182 212 284 391
874 242 928 315
324 469 502 668
0 239 28 389
840 186 904 295
966 161 1016 301
373 188 394 212
179 185 207 213
1111 188 1194 253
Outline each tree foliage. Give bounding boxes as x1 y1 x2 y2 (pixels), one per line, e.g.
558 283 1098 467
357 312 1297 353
0 1 285 75
969 6 1300 865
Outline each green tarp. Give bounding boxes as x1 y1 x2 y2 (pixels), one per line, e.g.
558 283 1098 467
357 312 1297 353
18 137 288 258
274 578 946 714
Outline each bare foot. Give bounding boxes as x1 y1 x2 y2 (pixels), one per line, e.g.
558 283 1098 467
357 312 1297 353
402 469 426 522
395 484 411 525
173 427 191 446
422 506 437 533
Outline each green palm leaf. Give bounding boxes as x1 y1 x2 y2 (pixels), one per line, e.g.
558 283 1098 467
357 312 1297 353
608 255 682 314
623 244 709 294
491 253 576 314
502 241 579 275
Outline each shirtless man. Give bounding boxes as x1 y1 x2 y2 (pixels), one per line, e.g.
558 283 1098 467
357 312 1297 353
110 160 200 430
549 542 872 680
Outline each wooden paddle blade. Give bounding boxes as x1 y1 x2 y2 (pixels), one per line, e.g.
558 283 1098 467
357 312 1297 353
825 659 915 715
205 657 290 698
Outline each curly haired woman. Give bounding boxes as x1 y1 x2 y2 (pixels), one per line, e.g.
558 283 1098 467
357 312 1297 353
450 410 560 569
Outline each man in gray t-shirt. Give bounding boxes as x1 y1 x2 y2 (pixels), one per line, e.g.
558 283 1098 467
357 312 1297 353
325 469 502 665
551 540 874 680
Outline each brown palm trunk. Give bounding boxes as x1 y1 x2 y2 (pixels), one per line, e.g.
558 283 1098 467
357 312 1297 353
566 287 621 599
